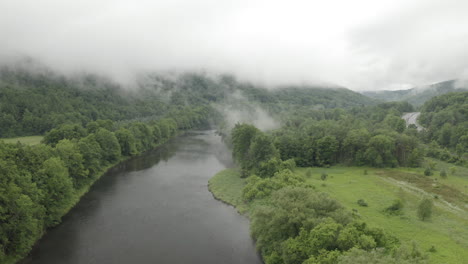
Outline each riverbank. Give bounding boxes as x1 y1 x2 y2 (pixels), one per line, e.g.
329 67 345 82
19 130 261 264
208 166 468 264
208 169 249 214
13 135 180 264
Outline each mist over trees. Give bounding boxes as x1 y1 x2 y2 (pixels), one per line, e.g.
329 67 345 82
0 61 466 263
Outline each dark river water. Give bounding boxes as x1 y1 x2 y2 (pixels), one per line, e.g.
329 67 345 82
22 130 262 264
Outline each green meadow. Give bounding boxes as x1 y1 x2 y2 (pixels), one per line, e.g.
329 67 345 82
209 164 468 264
1 135 43 145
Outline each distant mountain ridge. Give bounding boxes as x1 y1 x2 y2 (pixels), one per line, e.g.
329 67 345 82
0 60 377 137
361 80 468 106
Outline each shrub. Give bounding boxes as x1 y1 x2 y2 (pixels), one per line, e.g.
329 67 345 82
417 198 433 221
357 199 368 207
364 170 368 175
384 199 404 215
439 169 447 178
321 173 328 181
449 166 456 175
423 168 433 176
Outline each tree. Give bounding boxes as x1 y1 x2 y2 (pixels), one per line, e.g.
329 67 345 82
38 157 74 226
94 128 121 163
115 128 138 156
365 135 397 167
247 133 279 170
342 129 370 165
43 123 86 146
55 139 89 188
316 136 338 166
78 134 103 177
417 198 433 221
231 123 260 168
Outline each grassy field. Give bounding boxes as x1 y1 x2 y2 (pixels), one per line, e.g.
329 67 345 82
208 169 250 214
1 135 43 145
209 163 468 264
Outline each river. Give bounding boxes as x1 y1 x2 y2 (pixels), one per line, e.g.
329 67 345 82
21 130 262 264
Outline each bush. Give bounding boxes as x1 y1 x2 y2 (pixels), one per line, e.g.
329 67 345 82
363 170 368 175
423 168 433 176
321 173 328 181
305 169 312 178
357 199 368 207
384 199 404 215
417 198 433 221
449 166 456 175
439 169 447 178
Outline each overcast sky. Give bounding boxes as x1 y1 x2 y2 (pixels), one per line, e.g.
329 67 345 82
1 0 467 90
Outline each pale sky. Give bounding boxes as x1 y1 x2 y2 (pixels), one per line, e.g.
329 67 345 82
1 0 467 90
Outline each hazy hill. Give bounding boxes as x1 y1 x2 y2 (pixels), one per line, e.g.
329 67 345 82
0 63 377 137
361 80 468 106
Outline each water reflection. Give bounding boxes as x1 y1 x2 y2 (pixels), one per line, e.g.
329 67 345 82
22 130 261 264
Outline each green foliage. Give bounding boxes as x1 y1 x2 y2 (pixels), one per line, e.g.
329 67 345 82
231 123 260 169
337 245 428 264
384 199 404 215
321 173 328 181
43 124 86 146
439 169 447 178
94 128 121 163
247 133 279 170
38 157 75 226
55 139 89 189
417 198 433 221
357 199 368 207
449 166 457 175
251 187 352 260
115 128 138 156
242 170 306 201
419 92 468 161
0 103 213 262
424 168 433 176
257 158 296 178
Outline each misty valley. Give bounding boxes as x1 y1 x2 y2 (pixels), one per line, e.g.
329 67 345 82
0 61 466 264
2 1 468 263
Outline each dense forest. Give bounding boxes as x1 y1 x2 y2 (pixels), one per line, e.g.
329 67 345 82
222 90 467 263
0 63 467 263
419 92 467 160
361 80 468 106
0 64 376 138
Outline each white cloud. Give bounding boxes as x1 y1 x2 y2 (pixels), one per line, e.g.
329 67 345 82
1 0 467 90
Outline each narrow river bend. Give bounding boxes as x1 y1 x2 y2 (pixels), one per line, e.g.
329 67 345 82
22 130 262 264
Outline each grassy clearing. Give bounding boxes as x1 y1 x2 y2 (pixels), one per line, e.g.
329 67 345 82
210 165 468 264
208 169 250 214
1 135 43 145
300 166 468 264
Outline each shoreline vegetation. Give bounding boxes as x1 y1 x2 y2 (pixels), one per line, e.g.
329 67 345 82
0 105 214 264
209 117 467 264
208 164 468 264
8 134 179 264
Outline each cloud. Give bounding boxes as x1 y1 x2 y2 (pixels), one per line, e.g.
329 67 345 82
1 0 467 90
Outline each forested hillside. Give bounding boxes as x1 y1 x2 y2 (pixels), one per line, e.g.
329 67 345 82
419 92 468 162
361 80 468 106
0 65 376 138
